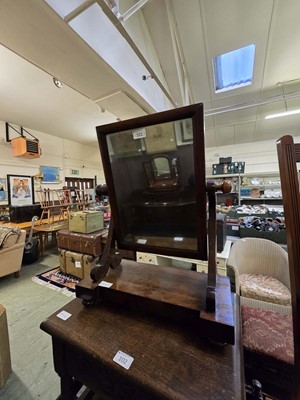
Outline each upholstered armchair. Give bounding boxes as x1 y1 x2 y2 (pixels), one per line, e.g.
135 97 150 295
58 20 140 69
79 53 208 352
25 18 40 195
0 227 26 278
227 237 291 314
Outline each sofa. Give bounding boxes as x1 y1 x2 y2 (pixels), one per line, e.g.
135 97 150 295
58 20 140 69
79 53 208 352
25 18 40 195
0 226 26 278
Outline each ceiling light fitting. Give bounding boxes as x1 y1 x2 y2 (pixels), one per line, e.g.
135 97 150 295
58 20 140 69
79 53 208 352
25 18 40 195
265 109 300 119
53 77 63 88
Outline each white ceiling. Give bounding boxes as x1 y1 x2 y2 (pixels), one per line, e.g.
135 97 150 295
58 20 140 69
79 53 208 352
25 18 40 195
0 0 300 148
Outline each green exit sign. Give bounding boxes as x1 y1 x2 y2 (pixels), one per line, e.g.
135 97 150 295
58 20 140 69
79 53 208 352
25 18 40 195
71 169 79 175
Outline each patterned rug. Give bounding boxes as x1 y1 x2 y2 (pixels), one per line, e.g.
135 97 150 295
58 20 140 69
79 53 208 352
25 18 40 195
32 267 80 297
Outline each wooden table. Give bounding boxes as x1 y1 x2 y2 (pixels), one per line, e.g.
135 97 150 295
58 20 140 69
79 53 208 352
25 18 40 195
40 296 245 400
34 221 68 256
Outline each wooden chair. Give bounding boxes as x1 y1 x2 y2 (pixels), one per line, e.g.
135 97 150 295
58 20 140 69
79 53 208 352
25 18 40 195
241 135 300 399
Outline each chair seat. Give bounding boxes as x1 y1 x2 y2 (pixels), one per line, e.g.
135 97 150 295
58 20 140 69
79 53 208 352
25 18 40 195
242 305 294 365
240 273 291 306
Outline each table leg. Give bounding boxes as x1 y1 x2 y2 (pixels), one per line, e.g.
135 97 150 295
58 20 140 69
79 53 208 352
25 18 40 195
60 375 77 400
38 232 44 256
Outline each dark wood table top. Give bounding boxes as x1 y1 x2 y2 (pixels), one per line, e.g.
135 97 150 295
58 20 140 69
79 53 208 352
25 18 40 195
41 296 244 400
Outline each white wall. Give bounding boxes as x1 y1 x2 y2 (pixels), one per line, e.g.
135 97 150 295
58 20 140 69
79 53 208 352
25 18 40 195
1 116 296 207
205 137 293 176
0 120 105 205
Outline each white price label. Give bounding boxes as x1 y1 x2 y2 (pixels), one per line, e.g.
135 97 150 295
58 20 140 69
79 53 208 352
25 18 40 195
76 385 87 398
113 350 134 370
132 128 146 139
75 261 82 268
57 310 72 321
174 237 183 241
137 239 147 244
232 226 239 231
98 281 113 288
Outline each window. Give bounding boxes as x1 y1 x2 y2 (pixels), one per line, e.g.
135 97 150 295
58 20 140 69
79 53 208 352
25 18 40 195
213 44 255 93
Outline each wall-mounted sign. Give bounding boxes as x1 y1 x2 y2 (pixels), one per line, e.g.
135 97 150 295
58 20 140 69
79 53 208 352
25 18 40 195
71 169 79 175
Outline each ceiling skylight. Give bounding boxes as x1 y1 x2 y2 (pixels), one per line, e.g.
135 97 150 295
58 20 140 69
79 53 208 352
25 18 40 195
213 44 255 93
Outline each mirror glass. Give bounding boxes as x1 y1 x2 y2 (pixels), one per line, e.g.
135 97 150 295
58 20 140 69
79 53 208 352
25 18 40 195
152 157 170 177
97 104 207 260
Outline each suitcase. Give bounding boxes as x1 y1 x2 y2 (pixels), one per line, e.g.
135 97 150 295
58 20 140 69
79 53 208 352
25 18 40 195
69 211 104 233
59 249 66 273
62 250 98 279
57 228 107 256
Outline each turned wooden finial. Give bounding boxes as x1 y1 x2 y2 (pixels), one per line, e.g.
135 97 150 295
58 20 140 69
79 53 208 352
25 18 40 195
207 179 232 194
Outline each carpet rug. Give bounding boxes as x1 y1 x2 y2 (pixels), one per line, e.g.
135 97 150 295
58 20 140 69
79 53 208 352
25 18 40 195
32 267 80 297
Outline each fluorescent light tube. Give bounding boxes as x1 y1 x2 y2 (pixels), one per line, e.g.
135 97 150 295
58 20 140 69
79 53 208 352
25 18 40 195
265 109 300 119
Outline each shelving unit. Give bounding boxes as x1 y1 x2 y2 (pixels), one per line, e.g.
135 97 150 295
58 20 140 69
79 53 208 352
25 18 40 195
208 172 282 206
239 173 282 205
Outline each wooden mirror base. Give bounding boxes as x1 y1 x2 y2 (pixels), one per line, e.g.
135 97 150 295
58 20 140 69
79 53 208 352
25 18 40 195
76 259 235 345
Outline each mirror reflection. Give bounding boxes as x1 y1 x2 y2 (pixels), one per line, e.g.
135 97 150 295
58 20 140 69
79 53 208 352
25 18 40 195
102 115 205 254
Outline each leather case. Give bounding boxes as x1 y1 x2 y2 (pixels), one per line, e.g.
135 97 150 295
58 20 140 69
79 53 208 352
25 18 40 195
57 228 107 256
61 249 97 279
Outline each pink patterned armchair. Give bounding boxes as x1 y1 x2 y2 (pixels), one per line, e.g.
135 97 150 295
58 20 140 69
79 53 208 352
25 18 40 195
227 237 291 314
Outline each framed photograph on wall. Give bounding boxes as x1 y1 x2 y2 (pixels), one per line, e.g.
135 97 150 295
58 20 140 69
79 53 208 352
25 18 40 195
0 177 7 201
40 166 60 183
7 175 34 206
180 119 193 143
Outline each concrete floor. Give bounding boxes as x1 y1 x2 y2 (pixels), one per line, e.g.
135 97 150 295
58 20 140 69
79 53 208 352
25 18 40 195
0 248 72 400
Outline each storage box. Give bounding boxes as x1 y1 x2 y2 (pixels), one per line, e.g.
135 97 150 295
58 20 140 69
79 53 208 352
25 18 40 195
0 305 12 389
57 228 106 256
219 157 232 164
69 211 103 233
9 204 42 223
60 249 97 279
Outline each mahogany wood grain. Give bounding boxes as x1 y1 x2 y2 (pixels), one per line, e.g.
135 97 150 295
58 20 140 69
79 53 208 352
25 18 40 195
76 259 235 344
40 296 244 400
277 135 300 399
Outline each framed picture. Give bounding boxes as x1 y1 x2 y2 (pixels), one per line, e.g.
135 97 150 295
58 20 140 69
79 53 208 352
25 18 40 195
180 118 193 143
109 131 143 158
40 166 60 183
0 177 7 201
144 123 177 154
7 175 34 206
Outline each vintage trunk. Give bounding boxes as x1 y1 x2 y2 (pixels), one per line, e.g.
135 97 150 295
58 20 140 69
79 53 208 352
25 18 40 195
56 228 106 256
69 211 104 234
62 250 97 279
59 249 66 273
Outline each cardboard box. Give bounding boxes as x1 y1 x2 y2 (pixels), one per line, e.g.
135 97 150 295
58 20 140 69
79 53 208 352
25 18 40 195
69 211 104 234
0 305 12 389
